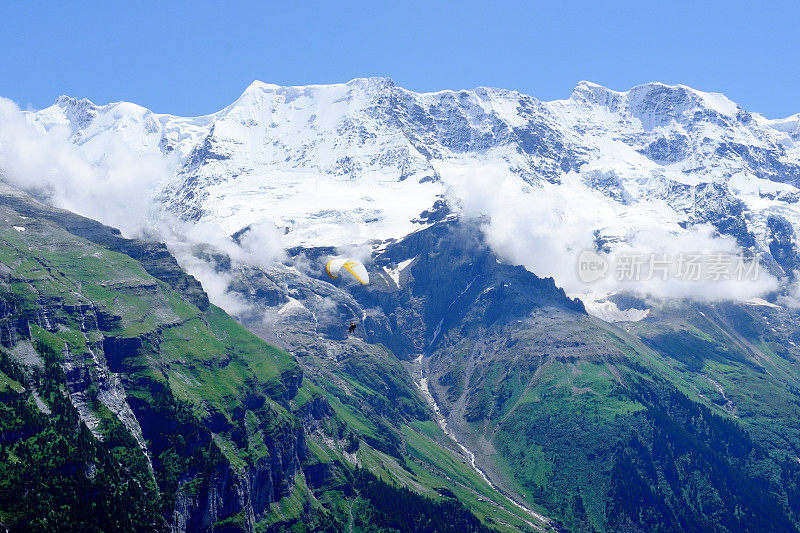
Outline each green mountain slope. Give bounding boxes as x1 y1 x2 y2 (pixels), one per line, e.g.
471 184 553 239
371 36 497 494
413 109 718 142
0 186 542 532
435 314 800 532
0 196 302 530
9 181 799 532
260 217 800 531
341 220 800 532
177 215 800 531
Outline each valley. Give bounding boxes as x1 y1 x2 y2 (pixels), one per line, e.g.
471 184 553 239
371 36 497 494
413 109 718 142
412 353 550 528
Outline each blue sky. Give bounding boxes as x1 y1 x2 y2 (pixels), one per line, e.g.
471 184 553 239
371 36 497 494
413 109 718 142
2 1 798 118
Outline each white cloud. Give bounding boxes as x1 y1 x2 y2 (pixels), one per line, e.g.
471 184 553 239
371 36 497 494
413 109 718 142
174 247 252 315
0 97 287 316
237 220 288 266
0 97 172 238
443 165 779 311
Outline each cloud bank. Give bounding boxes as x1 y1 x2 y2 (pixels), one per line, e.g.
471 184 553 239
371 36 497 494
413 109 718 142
443 165 780 313
0 97 287 314
0 98 171 237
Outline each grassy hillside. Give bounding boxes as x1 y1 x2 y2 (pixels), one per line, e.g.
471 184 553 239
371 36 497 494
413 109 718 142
0 191 544 531
428 304 800 532
0 201 303 529
11 185 797 532
337 220 800 532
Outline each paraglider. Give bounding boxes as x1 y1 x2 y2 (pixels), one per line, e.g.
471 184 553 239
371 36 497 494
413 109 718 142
325 257 370 285
325 257 369 333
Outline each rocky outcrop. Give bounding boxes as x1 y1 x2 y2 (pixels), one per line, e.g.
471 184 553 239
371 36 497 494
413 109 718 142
102 335 143 372
358 220 586 359
170 424 304 532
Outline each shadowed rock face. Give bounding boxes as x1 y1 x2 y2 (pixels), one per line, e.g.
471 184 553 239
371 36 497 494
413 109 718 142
692 181 756 249
102 336 143 372
356 220 586 359
767 214 800 280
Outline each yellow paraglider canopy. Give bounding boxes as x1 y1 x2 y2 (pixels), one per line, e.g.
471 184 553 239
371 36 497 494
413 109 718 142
325 257 370 285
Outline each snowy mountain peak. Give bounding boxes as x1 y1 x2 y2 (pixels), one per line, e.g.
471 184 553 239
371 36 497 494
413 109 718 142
242 80 282 93
224 77 401 125
763 113 800 141
55 94 96 108
569 81 743 122
238 77 396 98
45 95 98 132
570 80 625 105
346 76 396 89
19 80 800 308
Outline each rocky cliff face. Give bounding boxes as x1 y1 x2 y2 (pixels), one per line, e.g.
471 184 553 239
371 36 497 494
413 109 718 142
0 187 309 531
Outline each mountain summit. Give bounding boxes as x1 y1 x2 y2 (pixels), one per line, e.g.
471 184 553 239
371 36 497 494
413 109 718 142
26 78 800 244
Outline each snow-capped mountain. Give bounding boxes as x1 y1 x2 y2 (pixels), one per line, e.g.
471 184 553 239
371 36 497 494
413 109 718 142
23 78 800 301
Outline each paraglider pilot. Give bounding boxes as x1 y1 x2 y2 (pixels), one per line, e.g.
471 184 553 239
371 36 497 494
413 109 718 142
348 322 357 334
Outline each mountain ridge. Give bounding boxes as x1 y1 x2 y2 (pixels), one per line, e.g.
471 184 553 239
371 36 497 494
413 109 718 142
48 77 800 122
16 77 800 319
